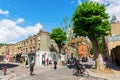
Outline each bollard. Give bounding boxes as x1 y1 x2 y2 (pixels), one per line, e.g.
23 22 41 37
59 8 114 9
4 66 7 75
2 66 7 76
2 66 5 76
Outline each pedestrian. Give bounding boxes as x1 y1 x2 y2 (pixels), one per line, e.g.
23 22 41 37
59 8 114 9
42 55 45 66
75 60 82 74
25 59 28 68
29 60 35 75
46 58 49 66
49 60 52 65
54 61 57 69
68 58 70 64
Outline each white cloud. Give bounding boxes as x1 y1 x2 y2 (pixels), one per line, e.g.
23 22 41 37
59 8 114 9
92 0 120 21
25 23 43 35
16 18 24 24
0 18 43 43
77 0 82 4
0 9 9 15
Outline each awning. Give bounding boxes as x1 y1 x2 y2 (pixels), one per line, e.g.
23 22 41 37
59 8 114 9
0 54 4 57
28 53 36 57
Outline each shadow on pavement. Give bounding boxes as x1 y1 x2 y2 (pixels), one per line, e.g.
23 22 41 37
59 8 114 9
30 74 35 76
67 64 75 69
105 61 120 71
82 64 93 69
67 63 93 69
0 63 19 70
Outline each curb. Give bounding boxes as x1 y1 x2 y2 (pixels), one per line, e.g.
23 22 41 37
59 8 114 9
3 73 16 80
87 69 120 80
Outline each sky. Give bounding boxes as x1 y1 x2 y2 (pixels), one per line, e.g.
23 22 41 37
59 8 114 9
0 0 120 43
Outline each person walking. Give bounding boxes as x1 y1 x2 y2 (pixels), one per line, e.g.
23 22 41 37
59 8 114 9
46 58 49 66
75 60 82 74
29 60 35 75
25 59 28 68
54 61 57 69
42 55 45 66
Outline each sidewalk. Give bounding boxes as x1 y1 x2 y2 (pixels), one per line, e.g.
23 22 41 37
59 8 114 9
1 61 120 80
34 61 120 80
34 64 66 74
0 63 65 80
87 61 120 80
0 71 15 80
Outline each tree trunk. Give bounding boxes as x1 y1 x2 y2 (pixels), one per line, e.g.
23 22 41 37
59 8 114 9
88 35 100 58
102 35 109 60
58 46 62 65
58 46 62 54
88 35 106 70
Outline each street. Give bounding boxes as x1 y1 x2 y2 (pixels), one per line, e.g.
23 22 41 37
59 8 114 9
0 59 106 80
12 65 105 80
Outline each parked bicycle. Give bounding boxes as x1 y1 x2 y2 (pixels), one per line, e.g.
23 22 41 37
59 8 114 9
73 65 89 78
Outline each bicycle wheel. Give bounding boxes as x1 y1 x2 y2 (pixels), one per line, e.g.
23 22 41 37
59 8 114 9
82 70 89 78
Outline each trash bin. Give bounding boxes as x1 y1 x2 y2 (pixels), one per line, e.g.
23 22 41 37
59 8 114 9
2 66 7 75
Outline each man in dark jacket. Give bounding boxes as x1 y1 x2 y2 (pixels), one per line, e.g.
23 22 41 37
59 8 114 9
30 60 34 75
75 60 82 73
54 61 57 69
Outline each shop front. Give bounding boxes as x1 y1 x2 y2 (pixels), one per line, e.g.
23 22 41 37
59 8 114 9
28 52 36 64
0 55 4 62
36 51 52 65
20 54 26 64
15 53 22 63
4 53 12 63
78 45 88 62
24 52 36 67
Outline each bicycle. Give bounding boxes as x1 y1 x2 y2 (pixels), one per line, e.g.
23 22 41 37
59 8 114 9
73 65 89 78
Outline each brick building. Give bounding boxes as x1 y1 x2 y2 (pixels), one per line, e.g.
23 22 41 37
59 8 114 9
64 37 90 60
0 29 58 65
106 21 120 66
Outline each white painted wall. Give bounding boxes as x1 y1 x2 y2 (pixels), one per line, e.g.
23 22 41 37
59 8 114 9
36 51 52 65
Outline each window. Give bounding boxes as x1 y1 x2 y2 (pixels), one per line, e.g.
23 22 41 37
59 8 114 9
38 36 40 40
30 40 32 44
26 41 28 46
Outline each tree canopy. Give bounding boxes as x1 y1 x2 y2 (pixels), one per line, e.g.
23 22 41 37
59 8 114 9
72 1 111 38
72 1 111 58
50 27 67 53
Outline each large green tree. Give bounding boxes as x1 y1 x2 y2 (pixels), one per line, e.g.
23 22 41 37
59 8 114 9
72 1 111 58
50 27 67 54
